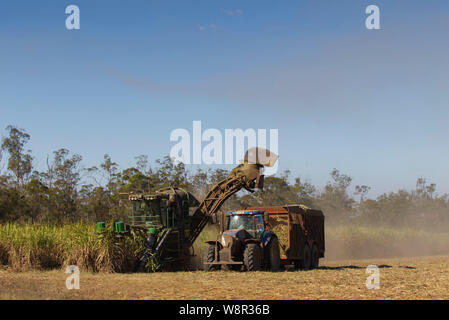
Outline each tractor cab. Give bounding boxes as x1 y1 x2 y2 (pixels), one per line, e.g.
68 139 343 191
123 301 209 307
225 210 267 239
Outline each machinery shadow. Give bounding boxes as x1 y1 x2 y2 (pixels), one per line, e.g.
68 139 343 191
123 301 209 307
318 264 393 270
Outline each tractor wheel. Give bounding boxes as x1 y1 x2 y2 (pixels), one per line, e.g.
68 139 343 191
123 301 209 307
244 243 262 271
310 244 320 269
297 243 311 270
267 237 281 272
203 245 220 271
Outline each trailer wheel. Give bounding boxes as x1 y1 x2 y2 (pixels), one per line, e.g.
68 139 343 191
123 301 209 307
203 245 220 271
310 244 320 269
297 243 311 270
267 237 280 272
244 244 262 271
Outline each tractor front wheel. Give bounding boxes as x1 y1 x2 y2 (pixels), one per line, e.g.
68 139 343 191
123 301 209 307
203 245 220 271
244 243 262 271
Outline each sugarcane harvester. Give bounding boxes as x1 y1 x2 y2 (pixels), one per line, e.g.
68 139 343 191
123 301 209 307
99 148 278 271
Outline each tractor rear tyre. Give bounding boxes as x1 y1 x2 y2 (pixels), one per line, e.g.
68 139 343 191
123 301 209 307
203 245 220 271
310 244 320 269
244 243 262 271
267 237 281 272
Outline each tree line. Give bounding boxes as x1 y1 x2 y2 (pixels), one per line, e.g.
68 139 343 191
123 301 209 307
1 125 448 231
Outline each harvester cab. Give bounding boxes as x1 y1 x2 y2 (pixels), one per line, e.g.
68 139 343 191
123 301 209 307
128 187 199 230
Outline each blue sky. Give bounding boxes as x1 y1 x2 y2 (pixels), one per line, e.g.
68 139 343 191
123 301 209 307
1 0 448 198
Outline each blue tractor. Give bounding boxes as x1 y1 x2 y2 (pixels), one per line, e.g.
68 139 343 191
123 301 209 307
203 210 281 271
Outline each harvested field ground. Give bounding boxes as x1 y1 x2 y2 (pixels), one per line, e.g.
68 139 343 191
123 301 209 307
0 255 448 300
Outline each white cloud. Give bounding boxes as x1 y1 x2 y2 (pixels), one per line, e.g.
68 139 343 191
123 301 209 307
221 9 243 17
198 24 221 31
